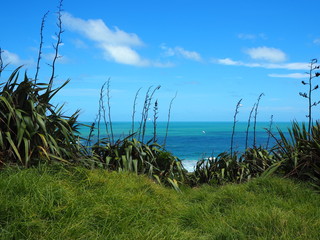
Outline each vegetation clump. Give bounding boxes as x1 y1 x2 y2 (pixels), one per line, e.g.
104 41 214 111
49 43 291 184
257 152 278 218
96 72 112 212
1 0 320 191
1 1 320 238
0 68 82 167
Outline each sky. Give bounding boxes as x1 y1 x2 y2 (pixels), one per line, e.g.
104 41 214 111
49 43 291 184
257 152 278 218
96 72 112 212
1 0 320 122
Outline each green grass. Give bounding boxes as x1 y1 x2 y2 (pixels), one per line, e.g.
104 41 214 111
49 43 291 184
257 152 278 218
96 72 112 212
1 166 320 239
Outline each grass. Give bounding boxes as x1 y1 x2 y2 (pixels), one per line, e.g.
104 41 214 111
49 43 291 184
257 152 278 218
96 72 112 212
1 165 320 239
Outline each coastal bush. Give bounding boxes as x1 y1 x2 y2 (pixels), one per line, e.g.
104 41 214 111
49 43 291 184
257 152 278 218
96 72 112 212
0 67 82 167
191 147 276 186
0 65 186 188
85 80 186 189
88 136 186 190
271 121 320 188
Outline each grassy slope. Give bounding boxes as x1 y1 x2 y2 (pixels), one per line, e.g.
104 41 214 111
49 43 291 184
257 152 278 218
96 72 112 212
0 166 320 240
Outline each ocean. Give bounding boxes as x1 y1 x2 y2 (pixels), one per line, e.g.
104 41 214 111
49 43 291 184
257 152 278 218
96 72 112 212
78 121 292 172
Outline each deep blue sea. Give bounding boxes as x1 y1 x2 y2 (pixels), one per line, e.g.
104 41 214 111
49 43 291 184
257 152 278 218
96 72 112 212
78 121 292 172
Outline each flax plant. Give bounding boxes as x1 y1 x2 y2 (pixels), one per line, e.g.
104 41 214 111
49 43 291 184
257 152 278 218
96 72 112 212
0 68 82 166
0 0 84 167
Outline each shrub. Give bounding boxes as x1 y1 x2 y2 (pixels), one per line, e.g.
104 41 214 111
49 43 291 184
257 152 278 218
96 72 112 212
90 136 187 190
0 67 82 167
273 121 320 187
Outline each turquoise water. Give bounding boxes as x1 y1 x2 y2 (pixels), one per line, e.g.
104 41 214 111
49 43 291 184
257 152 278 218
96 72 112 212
78 121 292 171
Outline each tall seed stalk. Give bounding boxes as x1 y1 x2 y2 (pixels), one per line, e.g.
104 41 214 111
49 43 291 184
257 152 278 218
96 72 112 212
131 87 142 137
34 11 49 83
266 114 273 150
245 102 256 150
48 0 64 91
299 58 320 137
86 122 96 147
106 78 114 144
230 99 242 156
139 85 160 142
164 92 177 147
138 86 152 141
97 82 106 146
253 93 264 148
0 48 7 77
153 100 158 142
0 48 2 72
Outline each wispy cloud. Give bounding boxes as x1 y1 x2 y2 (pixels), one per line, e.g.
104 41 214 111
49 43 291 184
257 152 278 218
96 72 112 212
161 45 202 61
62 12 168 67
216 58 308 70
217 58 240 66
268 73 308 79
245 47 286 62
1 49 33 66
215 46 308 71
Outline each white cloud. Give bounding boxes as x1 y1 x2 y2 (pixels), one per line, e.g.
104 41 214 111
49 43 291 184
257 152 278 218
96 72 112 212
268 73 308 79
216 57 308 70
245 46 287 62
217 58 239 66
161 45 202 61
175 47 202 61
62 12 152 67
1 50 33 66
265 62 309 70
216 58 261 68
101 44 149 66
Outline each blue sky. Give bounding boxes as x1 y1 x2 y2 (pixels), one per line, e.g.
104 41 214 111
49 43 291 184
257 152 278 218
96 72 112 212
1 0 320 122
